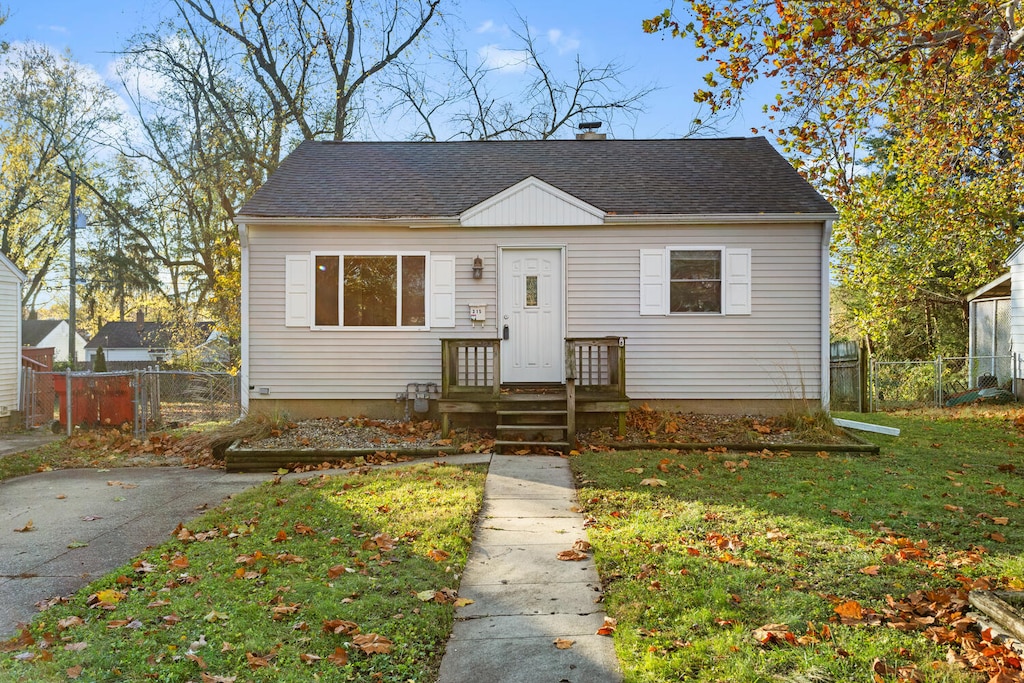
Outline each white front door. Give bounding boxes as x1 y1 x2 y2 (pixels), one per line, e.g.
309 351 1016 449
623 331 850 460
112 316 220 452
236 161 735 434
500 248 564 383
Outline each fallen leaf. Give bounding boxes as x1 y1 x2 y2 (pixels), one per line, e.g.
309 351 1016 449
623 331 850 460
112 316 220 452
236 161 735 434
572 539 592 553
834 600 863 620
427 548 450 562
326 647 348 666
245 652 270 669
453 597 475 608
299 653 322 664
556 549 588 561
624 467 644 474
640 477 668 487
553 638 575 649
596 616 617 636
322 619 360 635
859 565 881 575
67 665 83 679
14 520 35 533
352 633 392 654
58 616 84 631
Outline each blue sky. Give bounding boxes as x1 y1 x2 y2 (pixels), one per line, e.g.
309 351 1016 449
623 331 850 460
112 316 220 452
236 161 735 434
3 0 774 139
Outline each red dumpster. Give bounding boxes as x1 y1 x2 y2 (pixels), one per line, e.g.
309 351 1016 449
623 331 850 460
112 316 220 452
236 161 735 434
54 375 134 428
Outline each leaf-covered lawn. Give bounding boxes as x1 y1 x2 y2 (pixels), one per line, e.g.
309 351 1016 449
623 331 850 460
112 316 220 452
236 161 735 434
573 408 1024 682
0 462 486 682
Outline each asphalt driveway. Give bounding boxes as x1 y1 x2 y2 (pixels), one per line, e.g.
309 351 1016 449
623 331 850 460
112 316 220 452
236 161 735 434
0 467 271 637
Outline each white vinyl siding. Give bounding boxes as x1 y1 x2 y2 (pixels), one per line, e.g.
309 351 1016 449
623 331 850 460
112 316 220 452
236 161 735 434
248 222 823 401
0 266 21 413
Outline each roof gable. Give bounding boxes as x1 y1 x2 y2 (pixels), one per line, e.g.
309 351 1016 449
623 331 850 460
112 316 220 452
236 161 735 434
0 252 26 282
460 176 605 227
22 319 63 347
237 137 836 220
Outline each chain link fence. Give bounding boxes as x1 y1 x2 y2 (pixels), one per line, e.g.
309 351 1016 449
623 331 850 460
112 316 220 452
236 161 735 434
21 368 241 438
869 355 1018 411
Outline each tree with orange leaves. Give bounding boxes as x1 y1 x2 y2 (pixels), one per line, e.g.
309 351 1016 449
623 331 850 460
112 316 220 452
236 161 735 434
647 1 1024 358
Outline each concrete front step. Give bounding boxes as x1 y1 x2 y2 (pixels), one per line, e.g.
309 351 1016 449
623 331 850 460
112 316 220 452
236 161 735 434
494 440 571 449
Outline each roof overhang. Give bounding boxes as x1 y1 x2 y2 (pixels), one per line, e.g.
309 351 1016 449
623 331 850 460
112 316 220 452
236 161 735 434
966 272 1011 301
235 212 839 228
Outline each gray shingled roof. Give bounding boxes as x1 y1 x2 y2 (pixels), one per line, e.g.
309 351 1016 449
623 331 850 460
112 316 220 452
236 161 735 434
86 321 215 350
237 137 835 219
22 319 62 347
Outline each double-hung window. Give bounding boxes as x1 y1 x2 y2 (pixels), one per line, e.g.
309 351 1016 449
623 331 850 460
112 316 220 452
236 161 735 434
669 249 722 313
313 252 427 329
640 246 751 316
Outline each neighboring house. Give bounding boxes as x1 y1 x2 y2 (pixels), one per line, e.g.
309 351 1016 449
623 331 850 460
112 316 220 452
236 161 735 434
0 253 26 427
22 318 87 364
85 314 222 367
234 136 837 425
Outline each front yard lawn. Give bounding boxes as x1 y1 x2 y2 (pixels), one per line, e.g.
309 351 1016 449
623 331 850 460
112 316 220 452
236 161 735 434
0 462 486 682
572 408 1024 682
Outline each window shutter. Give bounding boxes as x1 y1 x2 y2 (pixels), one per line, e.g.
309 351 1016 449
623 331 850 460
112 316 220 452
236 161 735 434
724 248 751 315
430 255 457 328
284 254 311 327
639 249 667 315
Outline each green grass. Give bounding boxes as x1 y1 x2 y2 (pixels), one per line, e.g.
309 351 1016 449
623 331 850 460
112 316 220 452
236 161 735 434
0 462 486 682
572 407 1024 682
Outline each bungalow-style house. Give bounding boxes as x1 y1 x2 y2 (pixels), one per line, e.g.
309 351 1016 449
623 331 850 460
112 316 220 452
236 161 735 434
234 136 837 445
22 318 87 364
85 314 222 368
0 253 26 427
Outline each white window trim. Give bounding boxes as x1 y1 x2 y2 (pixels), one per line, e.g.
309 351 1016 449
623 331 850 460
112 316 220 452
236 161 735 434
311 250 431 331
639 246 751 316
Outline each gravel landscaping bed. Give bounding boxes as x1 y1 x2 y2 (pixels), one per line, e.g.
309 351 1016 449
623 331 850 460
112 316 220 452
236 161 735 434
236 411 845 452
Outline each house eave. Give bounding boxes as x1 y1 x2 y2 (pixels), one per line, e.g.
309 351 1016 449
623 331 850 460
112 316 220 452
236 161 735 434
966 272 1012 301
234 215 461 228
235 212 840 228
604 212 840 225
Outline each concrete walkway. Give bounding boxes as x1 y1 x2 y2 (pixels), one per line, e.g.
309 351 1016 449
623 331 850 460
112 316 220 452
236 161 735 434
438 455 623 683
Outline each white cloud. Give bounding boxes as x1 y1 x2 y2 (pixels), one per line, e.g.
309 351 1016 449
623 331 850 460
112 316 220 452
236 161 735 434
478 44 530 73
546 28 580 54
476 19 496 34
43 25 70 35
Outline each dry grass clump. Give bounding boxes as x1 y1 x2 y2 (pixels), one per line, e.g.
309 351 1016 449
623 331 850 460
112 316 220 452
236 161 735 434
175 413 282 460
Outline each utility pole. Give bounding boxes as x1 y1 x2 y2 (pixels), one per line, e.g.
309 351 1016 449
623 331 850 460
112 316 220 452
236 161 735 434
69 171 77 367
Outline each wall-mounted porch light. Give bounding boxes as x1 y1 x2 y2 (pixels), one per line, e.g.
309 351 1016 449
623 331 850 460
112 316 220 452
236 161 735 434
472 256 484 279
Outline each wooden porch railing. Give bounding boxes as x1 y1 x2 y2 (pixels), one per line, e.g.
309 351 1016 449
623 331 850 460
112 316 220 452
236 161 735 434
440 339 501 397
566 337 627 438
565 337 627 396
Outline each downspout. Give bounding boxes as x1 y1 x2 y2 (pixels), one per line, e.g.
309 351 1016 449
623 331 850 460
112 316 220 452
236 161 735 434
821 218 834 412
238 223 250 414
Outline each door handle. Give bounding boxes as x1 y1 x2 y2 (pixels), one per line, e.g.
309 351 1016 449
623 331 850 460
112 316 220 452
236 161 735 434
502 324 510 340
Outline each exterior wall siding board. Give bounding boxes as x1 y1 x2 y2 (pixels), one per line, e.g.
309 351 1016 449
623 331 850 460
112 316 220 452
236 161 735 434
247 223 822 401
0 273 20 409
